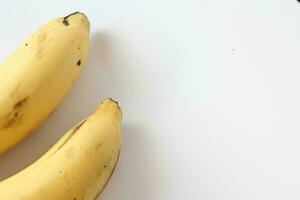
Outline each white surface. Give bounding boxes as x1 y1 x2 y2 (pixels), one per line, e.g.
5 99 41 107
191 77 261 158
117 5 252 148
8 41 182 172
0 0 300 199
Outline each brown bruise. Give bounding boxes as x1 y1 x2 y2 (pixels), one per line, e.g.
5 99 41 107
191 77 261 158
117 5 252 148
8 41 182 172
1 97 28 129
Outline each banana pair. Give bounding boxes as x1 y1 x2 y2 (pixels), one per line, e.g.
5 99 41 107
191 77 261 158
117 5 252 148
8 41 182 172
0 12 121 199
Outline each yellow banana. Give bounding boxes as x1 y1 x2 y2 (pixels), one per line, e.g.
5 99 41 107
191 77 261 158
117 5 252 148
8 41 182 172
0 99 122 200
0 12 90 154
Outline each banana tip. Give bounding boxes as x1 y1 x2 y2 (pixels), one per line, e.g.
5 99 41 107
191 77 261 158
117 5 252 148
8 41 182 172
108 98 119 105
99 98 122 112
62 11 90 29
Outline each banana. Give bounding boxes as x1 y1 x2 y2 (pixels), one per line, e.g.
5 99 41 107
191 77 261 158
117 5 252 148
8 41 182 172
0 99 122 200
0 12 90 154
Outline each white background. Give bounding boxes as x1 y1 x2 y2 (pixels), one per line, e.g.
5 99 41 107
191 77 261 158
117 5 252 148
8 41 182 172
0 0 300 199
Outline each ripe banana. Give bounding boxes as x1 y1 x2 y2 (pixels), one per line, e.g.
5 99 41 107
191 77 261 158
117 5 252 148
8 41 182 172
0 99 122 200
0 12 90 154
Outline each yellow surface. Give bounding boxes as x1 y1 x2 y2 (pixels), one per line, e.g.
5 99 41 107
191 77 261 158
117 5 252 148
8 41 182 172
0 12 90 154
0 99 121 200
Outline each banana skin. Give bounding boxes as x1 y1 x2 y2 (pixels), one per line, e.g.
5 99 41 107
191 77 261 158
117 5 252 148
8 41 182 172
0 99 122 200
0 12 90 154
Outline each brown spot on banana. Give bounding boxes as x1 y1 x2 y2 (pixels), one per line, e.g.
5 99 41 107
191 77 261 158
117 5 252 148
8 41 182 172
1 97 28 129
13 97 28 109
71 119 87 134
2 112 19 129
